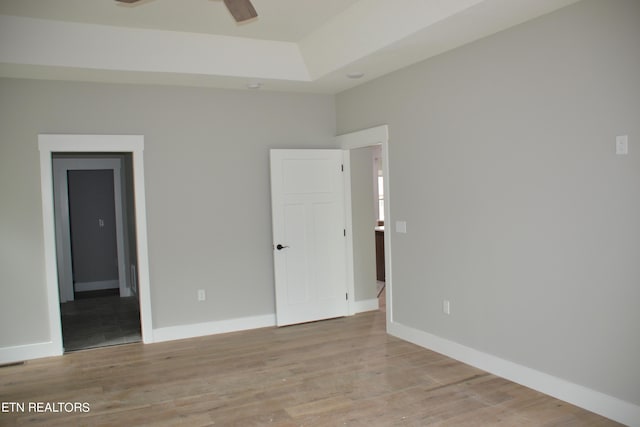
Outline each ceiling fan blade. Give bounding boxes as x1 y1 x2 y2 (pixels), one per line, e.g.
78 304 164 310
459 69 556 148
115 0 143 3
223 0 258 23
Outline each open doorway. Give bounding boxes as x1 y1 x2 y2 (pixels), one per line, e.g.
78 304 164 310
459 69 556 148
53 154 141 351
38 134 153 360
349 145 386 311
373 146 386 311
339 125 391 323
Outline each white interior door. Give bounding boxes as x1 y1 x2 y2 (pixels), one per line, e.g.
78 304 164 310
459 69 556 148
270 149 348 326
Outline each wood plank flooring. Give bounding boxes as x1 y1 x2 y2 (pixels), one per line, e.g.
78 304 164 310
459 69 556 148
0 310 620 426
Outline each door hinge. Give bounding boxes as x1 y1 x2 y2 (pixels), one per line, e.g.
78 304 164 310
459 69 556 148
343 229 346 237
341 164 344 172
346 293 348 301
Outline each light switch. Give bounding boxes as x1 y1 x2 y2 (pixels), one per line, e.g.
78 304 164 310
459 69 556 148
395 220 407 234
616 135 628 155
443 300 451 315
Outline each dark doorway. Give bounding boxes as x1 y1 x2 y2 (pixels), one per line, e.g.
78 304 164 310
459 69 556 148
54 154 142 352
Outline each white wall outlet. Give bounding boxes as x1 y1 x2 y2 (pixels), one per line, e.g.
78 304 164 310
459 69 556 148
197 289 206 301
395 220 407 234
616 135 628 155
443 300 451 315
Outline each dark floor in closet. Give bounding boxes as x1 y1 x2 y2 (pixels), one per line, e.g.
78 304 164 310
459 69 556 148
60 291 141 352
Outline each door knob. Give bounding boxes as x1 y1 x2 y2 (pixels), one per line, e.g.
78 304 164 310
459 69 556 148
276 244 289 250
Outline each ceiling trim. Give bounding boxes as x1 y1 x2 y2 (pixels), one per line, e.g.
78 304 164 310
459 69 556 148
299 0 486 79
0 15 309 81
0 0 583 93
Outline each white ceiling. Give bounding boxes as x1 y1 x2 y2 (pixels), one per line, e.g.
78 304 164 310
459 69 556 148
0 0 581 93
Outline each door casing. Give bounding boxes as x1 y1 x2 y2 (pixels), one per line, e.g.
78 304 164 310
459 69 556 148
338 125 392 325
39 134 153 358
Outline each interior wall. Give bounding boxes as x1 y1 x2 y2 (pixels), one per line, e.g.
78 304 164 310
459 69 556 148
350 146 377 301
336 0 640 407
0 78 336 347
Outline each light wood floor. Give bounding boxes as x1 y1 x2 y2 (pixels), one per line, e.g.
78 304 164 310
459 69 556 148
0 310 619 426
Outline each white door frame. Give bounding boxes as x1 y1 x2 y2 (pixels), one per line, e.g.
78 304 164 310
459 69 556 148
338 125 393 325
39 134 154 357
53 158 129 302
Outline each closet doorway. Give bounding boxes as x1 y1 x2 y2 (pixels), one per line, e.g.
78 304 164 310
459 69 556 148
53 154 141 351
38 134 153 359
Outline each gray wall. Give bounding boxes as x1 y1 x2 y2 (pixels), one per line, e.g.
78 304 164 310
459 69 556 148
0 78 336 346
350 146 377 301
337 0 640 407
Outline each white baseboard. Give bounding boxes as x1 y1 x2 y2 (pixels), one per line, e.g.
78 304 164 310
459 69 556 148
352 298 379 314
0 341 62 365
388 321 640 427
152 314 276 343
75 280 119 292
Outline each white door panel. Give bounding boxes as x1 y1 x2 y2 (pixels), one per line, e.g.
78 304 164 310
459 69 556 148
271 149 348 326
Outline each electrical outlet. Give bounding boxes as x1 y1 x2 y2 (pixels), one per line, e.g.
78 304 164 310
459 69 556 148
197 289 206 301
616 135 628 155
443 300 451 315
